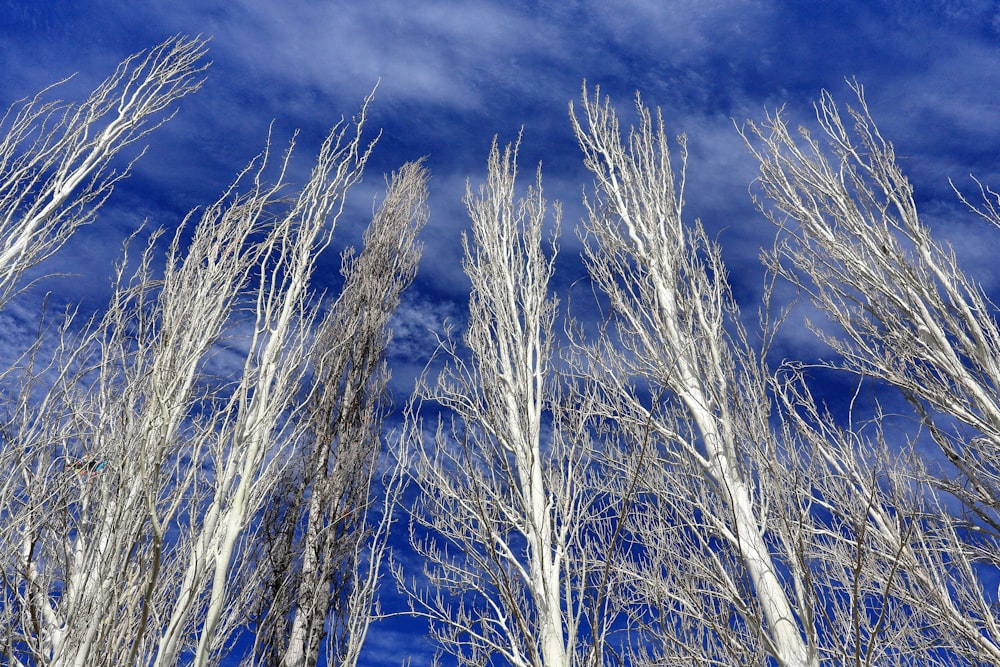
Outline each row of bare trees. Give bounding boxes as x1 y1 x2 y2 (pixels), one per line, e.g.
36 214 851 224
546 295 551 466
400 86 1000 667
0 37 427 667
2 36 1000 667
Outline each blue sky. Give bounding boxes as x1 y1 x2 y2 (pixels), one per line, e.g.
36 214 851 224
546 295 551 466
2 0 1000 663
4 0 1000 387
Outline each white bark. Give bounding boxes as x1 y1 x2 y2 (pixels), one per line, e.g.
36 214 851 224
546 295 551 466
0 36 207 307
743 80 1000 661
0 52 419 665
570 87 816 667
400 137 614 667
4 40 998 667
154 99 377 667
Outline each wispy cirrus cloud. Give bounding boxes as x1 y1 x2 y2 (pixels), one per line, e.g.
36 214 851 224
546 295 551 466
2 0 999 368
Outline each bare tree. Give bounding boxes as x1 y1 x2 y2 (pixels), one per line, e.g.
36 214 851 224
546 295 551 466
395 86 969 667
566 83 1000 667
0 49 427 665
743 80 1000 661
569 86 824 667
0 35 208 308
249 160 428 667
0 146 275 666
150 99 380 667
398 137 622 667
8 33 1000 667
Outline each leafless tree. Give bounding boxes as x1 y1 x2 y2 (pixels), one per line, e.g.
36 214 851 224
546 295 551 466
148 97 380 667
0 35 208 308
396 85 980 667
569 86 826 667
248 160 428 667
398 137 625 667
0 44 427 666
0 144 275 666
6 33 1000 667
743 80 1000 661
561 81 959 666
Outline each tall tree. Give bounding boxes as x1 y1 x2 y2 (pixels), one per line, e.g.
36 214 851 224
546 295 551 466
0 35 208 308
250 160 428 667
570 86 818 667
399 138 621 667
0 43 427 666
743 80 1000 662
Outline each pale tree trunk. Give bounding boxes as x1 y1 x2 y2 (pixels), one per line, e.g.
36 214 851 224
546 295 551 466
570 87 817 667
0 35 208 667
4 120 297 667
743 81 1000 662
272 160 428 667
154 100 377 667
400 137 608 667
0 74 419 665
